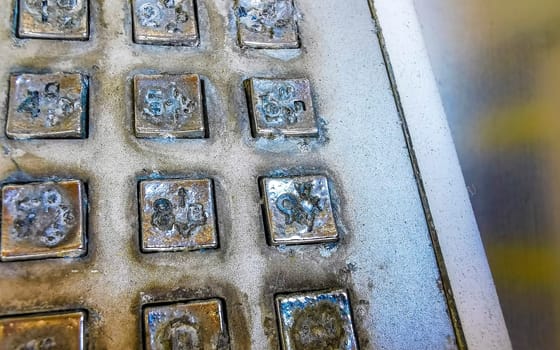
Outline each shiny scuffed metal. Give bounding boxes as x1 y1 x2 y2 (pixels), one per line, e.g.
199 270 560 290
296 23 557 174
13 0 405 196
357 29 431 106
132 0 199 46
6 73 88 139
235 0 299 49
275 289 358 350
246 78 317 138
139 178 218 252
17 0 89 40
0 180 86 262
143 299 229 350
134 74 205 139
0 310 86 349
261 175 338 245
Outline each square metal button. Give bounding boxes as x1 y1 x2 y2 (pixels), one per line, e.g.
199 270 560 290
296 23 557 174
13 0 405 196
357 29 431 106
0 310 86 349
236 0 299 49
1 180 87 262
139 179 218 252
6 73 88 139
261 175 338 245
246 78 317 138
134 74 205 138
17 0 89 40
143 299 229 349
275 289 358 350
132 0 199 46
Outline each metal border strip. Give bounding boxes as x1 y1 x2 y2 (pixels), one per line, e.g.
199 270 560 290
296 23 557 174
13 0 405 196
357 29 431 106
370 1 512 349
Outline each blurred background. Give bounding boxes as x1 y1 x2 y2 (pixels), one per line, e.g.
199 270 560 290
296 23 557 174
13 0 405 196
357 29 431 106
413 0 560 348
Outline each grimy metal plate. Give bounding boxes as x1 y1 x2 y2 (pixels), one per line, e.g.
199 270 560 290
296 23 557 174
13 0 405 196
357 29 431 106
0 0 458 349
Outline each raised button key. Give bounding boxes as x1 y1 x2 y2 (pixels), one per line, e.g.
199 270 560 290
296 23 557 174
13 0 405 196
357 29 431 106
134 74 205 138
139 178 218 252
1 180 87 262
275 289 358 350
0 310 86 349
143 299 229 349
17 0 89 40
7 73 88 139
260 175 338 246
236 0 299 49
246 78 317 138
132 0 199 46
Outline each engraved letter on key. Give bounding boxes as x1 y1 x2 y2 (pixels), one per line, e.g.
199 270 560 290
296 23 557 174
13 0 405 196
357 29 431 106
18 0 89 39
6 73 88 139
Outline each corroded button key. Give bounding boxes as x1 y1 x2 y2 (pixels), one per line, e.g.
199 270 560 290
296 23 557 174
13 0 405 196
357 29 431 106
1 180 87 262
17 0 89 40
260 175 338 245
275 289 358 350
236 0 300 49
143 299 229 349
0 310 86 349
139 178 218 252
246 78 317 138
134 74 205 139
132 0 199 46
6 73 88 139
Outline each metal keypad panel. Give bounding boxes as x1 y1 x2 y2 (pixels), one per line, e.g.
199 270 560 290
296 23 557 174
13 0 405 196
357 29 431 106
0 0 458 349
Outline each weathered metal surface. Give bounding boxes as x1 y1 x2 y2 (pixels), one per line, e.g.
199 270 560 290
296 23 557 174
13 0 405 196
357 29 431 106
275 289 358 350
246 78 317 138
143 299 228 350
6 73 88 139
132 0 199 46
235 0 299 49
17 0 89 40
0 0 458 348
134 74 205 139
261 175 337 245
0 310 86 349
139 178 218 252
1 180 86 262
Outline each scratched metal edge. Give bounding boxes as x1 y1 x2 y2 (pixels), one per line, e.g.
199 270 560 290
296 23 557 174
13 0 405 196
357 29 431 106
367 1 467 349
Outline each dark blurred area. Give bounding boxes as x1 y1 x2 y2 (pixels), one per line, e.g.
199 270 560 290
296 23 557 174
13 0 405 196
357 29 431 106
414 0 560 349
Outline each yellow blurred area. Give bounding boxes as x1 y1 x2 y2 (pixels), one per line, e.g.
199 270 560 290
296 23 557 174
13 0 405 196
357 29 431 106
486 242 557 291
416 0 560 348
